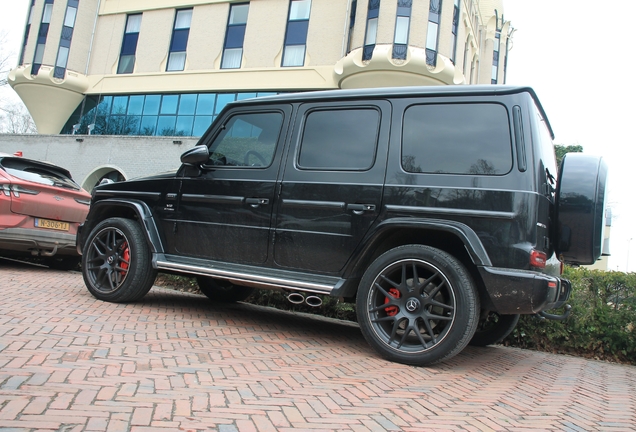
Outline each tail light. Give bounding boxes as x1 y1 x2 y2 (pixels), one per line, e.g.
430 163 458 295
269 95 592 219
530 249 547 268
0 184 40 198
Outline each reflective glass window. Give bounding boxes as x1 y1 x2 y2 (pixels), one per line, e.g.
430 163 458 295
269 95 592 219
193 116 213 136
196 94 216 115
127 96 145 115
160 95 179 115
112 96 128 114
157 116 177 135
178 94 197 115
140 116 158 135
215 93 235 115
143 96 161 115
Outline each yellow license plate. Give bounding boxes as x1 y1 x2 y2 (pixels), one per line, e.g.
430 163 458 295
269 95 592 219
35 218 70 231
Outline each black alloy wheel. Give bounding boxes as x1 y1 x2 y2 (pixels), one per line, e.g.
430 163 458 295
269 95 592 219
357 245 479 366
82 217 156 302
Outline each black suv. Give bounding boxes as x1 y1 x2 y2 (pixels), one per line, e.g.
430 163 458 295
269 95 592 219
77 86 608 366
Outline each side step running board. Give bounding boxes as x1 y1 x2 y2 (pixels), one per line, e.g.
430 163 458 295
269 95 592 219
155 259 336 295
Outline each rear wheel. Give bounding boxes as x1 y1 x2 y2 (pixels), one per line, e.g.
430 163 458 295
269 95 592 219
196 276 255 302
82 218 156 302
469 312 519 347
356 245 479 366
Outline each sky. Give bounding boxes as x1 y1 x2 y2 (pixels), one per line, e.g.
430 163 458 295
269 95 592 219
1 0 635 271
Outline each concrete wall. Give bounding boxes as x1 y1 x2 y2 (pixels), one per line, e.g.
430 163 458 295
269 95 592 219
0 134 199 191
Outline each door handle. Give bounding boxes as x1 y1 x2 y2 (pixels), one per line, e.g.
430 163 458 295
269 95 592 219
245 197 270 208
347 203 376 214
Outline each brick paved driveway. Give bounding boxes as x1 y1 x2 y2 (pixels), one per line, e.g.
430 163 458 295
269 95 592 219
1 259 635 432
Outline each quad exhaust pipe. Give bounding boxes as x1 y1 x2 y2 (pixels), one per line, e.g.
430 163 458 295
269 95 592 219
286 292 323 307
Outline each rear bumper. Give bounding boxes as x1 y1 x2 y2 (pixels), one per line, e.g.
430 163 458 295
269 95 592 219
0 227 78 256
478 266 571 315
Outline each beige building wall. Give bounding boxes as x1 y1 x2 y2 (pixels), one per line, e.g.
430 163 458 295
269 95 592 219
243 0 289 68
87 14 125 76
189 3 227 70
10 0 514 134
305 0 349 67
66 1 99 75
136 9 176 73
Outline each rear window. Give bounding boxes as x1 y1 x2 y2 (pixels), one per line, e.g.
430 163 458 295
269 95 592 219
0 158 80 190
402 103 513 175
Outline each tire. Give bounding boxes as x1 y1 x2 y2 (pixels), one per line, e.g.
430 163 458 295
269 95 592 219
555 153 608 265
196 276 255 302
469 312 519 347
82 217 157 302
356 245 480 366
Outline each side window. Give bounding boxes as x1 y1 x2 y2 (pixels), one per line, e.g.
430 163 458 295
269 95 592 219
298 108 379 170
207 112 283 167
530 101 558 176
402 103 512 175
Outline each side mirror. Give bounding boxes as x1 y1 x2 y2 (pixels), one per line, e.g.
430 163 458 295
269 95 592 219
180 145 209 165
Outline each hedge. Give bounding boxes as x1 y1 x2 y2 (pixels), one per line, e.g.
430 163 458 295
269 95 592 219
503 267 636 364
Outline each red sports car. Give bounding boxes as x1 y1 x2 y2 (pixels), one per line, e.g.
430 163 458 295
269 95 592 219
0 153 91 269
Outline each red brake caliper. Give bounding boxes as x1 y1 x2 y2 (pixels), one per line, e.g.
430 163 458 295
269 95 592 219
120 242 130 277
384 288 400 316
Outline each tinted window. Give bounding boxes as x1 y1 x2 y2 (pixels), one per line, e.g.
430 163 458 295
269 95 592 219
298 108 379 170
1 159 80 190
207 112 282 168
530 100 558 176
402 103 512 175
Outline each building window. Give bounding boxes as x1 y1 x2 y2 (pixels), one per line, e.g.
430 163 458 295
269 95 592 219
450 0 460 64
491 32 500 84
167 9 192 72
32 0 55 75
362 0 380 61
221 3 249 69
117 14 141 74
61 91 282 137
282 0 311 67
53 0 78 79
19 0 36 65
426 0 442 67
345 0 357 54
392 0 411 60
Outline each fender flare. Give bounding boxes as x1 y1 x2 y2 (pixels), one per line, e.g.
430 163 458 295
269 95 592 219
345 217 492 276
77 199 164 255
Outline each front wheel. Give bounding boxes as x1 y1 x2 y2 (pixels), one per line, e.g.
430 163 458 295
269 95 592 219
356 245 479 366
82 217 157 302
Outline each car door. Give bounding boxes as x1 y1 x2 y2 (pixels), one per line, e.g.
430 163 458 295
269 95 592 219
173 105 291 264
274 100 390 273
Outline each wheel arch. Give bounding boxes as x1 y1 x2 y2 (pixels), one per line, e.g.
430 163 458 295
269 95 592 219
336 218 493 302
78 199 164 255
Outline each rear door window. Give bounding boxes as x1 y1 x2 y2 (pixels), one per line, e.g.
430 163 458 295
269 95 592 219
297 108 380 170
402 103 513 175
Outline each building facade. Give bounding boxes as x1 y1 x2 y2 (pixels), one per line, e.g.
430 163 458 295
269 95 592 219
8 0 513 136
